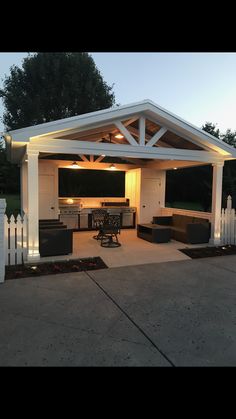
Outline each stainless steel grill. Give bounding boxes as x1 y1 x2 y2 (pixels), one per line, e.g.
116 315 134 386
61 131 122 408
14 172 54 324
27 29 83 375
59 206 80 229
59 205 80 215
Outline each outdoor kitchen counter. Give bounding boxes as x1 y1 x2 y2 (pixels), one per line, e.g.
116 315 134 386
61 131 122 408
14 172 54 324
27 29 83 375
81 206 131 209
80 207 136 229
59 205 136 230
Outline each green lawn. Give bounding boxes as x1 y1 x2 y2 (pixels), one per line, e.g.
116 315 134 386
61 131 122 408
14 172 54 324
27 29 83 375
0 194 21 216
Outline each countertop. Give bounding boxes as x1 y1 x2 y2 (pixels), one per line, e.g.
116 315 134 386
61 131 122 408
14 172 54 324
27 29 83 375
81 206 136 210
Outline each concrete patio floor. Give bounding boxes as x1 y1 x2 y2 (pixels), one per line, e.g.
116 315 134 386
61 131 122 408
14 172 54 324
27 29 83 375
41 229 202 267
1 254 236 366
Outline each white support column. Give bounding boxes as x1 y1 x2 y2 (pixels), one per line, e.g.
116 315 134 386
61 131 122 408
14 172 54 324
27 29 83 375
20 161 28 216
27 150 40 262
210 162 224 245
0 199 6 283
139 116 146 146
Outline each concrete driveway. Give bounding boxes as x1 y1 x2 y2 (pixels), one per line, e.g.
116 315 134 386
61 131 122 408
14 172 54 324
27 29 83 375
1 255 236 366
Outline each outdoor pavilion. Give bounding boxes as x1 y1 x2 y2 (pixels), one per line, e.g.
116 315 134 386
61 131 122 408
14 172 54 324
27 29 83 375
3 100 236 262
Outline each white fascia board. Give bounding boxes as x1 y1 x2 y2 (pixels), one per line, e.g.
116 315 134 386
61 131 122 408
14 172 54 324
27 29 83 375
145 104 236 156
6 98 236 157
28 138 223 163
7 101 151 142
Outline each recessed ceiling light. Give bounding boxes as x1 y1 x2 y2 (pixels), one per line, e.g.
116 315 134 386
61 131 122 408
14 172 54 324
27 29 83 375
115 133 124 139
108 164 116 170
70 161 82 169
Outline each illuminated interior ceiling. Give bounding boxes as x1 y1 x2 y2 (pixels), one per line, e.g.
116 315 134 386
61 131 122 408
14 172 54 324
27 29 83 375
125 119 204 150
55 118 204 151
55 124 130 145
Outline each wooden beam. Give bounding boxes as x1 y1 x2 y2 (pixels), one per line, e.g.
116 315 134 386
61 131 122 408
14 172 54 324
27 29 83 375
28 138 224 164
121 157 146 166
139 117 145 146
114 121 138 146
94 155 106 163
101 116 140 144
126 125 173 148
146 127 167 147
90 155 94 162
79 154 89 162
154 123 214 152
123 116 140 127
146 160 210 170
51 160 139 171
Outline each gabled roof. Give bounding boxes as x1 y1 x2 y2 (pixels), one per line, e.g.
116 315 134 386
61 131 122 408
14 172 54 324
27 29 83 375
4 99 236 160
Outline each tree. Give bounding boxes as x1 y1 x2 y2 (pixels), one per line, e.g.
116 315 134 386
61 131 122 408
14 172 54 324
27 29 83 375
0 52 116 130
166 123 236 211
221 129 236 147
201 122 236 207
202 122 236 147
202 122 220 138
0 139 19 195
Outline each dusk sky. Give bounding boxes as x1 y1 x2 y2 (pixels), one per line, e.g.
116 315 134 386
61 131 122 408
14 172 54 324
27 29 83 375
1 52 236 134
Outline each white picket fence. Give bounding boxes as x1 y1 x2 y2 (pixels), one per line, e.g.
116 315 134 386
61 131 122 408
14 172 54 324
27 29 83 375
4 213 27 266
220 195 236 245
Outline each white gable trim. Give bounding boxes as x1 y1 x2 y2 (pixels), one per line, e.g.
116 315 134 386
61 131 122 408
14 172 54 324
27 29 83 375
5 99 236 159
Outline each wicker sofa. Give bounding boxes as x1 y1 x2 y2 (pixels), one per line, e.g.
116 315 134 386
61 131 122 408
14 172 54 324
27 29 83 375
39 219 73 257
152 214 211 244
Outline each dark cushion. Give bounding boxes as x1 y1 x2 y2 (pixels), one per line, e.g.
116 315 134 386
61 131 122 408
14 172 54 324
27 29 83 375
39 228 73 257
154 214 210 244
152 216 172 226
191 217 209 224
186 223 210 244
171 226 186 233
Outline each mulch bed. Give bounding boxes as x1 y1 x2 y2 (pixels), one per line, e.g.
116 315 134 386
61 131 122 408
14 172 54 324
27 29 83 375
5 257 108 280
179 245 236 259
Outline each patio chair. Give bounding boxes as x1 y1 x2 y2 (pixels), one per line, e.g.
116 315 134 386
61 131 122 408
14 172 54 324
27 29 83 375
100 214 121 248
91 209 108 240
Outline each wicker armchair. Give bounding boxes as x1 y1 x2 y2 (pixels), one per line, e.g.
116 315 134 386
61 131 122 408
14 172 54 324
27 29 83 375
91 209 108 240
100 214 121 247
